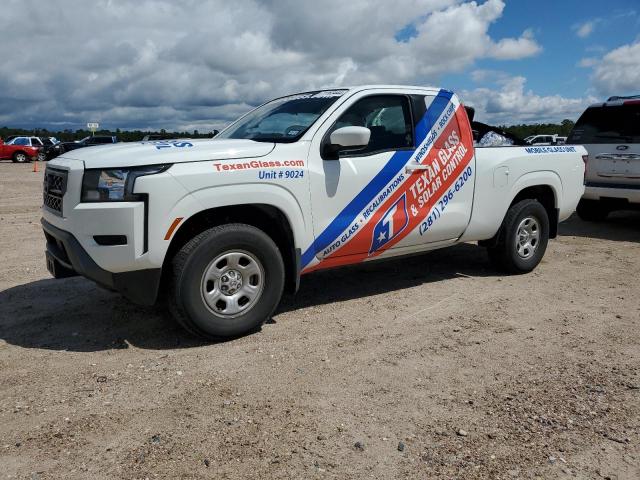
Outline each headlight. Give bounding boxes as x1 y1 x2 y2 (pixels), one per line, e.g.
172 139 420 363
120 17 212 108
81 165 170 202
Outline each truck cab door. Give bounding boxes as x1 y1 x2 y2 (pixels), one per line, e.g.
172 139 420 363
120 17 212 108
302 89 476 273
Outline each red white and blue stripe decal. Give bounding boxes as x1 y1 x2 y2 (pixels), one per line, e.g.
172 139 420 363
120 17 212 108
301 90 474 273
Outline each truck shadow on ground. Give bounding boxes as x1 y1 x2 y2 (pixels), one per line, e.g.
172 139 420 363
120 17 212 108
559 211 640 242
0 243 497 352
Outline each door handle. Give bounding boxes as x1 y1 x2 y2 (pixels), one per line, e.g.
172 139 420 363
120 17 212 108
405 164 429 172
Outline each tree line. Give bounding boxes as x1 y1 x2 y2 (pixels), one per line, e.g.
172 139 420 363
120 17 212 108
1 119 578 143
499 119 576 139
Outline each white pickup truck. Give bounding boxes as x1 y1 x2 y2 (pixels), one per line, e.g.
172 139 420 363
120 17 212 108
42 86 586 339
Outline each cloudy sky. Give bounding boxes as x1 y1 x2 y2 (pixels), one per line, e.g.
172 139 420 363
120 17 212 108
1 0 639 131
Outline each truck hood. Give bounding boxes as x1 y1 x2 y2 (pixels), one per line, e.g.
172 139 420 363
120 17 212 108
58 139 276 168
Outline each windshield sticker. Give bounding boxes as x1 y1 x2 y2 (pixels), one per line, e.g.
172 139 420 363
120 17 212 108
284 90 347 102
311 90 347 98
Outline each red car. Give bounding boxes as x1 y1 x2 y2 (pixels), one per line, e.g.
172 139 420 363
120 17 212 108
0 136 41 163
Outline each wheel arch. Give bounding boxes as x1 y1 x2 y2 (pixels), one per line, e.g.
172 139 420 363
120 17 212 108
162 202 301 294
478 173 561 247
509 184 558 238
12 150 29 160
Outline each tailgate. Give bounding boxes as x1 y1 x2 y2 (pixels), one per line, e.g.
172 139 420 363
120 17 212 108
586 144 640 187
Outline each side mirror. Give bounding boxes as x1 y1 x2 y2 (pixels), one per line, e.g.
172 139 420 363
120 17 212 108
211 130 219 137
323 126 371 160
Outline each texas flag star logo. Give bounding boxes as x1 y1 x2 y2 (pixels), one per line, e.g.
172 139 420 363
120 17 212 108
369 193 409 254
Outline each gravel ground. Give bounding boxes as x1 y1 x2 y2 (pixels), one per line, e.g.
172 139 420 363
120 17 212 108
1 160 639 479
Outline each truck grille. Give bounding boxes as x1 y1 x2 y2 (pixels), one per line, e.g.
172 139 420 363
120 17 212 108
43 168 68 215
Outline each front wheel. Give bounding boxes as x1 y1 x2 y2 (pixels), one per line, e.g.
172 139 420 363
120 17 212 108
12 151 28 163
37 151 47 162
168 224 285 340
487 199 549 273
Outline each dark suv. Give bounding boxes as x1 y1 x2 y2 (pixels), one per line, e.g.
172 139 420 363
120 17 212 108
50 136 118 159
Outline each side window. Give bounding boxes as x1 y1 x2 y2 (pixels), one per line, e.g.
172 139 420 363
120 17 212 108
330 95 413 156
13 137 29 146
31 138 42 146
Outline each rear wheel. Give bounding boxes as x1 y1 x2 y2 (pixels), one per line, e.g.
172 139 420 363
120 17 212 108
576 199 609 222
12 151 28 163
487 199 549 273
168 223 285 340
37 151 47 162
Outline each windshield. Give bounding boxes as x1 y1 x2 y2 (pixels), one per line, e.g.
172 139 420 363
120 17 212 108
217 90 348 143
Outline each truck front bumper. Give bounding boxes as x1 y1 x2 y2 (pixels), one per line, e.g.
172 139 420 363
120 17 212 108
42 218 161 306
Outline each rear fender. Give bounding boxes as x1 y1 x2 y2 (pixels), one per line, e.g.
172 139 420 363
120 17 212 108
462 170 561 242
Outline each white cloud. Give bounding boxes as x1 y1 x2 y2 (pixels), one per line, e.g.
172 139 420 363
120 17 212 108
490 29 542 60
574 21 597 38
470 69 511 83
591 41 640 95
578 57 598 68
0 0 542 130
461 76 597 124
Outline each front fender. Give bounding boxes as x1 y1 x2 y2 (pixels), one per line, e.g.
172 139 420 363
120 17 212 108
191 183 309 242
149 182 311 268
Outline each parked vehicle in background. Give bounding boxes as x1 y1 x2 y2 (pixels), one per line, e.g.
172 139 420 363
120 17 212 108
37 137 61 161
567 95 640 221
555 136 567 145
50 135 118 159
142 134 178 141
42 85 586 340
81 135 118 145
526 134 560 146
0 136 41 163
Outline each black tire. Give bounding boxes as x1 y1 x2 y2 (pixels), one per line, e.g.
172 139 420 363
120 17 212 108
168 223 285 340
37 151 47 162
12 151 28 163
576 199 609 222
487 199 549 274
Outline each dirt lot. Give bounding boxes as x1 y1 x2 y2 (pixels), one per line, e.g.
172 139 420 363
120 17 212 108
0 160 639 479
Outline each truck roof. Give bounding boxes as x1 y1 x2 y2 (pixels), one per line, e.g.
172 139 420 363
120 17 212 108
344 84 442 92
283 85 444 98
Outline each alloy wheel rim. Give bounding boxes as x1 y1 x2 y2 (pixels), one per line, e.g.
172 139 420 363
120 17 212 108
516 216 540 259
200 250 265 318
